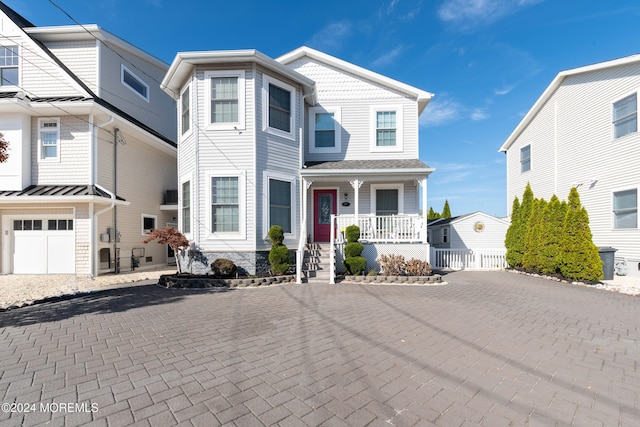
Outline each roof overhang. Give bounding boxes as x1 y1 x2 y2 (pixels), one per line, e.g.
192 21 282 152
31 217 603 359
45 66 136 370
0 195 130 205
161 49 317 103
277 46 434 115
500 54 640 152
25 25 169 69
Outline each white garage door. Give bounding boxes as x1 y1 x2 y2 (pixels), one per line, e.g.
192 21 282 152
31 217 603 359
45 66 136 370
12 219 75 274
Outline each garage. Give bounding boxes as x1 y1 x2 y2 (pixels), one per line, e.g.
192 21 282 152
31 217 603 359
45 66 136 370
11 218 75 274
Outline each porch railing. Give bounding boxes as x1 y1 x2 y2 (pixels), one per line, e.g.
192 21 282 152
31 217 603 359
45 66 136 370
430 248 508 270
335 214 426 243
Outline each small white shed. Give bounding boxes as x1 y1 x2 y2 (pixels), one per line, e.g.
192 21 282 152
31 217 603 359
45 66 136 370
428 212 509 250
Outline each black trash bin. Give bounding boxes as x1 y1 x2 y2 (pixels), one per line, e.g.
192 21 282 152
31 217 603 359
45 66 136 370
598 247 617 280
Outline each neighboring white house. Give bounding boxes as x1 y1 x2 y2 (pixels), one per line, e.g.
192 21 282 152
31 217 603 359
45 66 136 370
428 212 509 270
161 46 435 280
0 3 177 276
500 54 640 277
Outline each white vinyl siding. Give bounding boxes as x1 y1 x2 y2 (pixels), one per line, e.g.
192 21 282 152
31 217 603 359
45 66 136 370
45 40 98 93
613 189 637 229
205 70 246 130
613 92 637 139
505 60 640 267
287 58 419 161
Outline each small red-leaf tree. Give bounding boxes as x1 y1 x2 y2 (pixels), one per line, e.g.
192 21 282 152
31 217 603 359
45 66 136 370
143 227 189 273
0 132 9 163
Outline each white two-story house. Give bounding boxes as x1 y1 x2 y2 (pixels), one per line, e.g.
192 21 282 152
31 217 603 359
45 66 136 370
161 46 434 281
0 2 177 276
500 54 640 278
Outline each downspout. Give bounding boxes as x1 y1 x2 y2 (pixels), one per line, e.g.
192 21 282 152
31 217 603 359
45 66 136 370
113 127 120 273
91 115 115 277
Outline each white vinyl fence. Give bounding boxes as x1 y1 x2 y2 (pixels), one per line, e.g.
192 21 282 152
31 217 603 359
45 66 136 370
430 248 508 270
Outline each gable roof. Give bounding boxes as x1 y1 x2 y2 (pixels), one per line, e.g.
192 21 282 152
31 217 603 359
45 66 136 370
428 211 509 227
277 46 434 114
0 1 176 148
499 54 640 152
161 49 316 103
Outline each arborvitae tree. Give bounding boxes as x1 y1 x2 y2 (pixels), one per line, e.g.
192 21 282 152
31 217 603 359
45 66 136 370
427 207 440 220
522 198 547 272
538 195 566 275
441 200 452 219
507 183 534 268
559 188 603 281
505 196 520 267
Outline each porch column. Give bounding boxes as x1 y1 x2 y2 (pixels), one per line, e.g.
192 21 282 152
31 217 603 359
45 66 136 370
419 178 428 244
302 179 313 239
350 179 364 221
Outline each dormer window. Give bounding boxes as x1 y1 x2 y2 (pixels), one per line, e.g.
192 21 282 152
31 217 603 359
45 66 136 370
0 46 19 87
121 65 149 101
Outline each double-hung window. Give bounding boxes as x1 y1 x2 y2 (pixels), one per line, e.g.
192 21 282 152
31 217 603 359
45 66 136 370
206 71 245 129
0 45 18 87
211 176 239 233
613 189 637 229
38 118 60 161
181 180 191 234
309 107 341 153
371 106 403 151
181 86 190 135
613 93 637 139
269 178 292 233
520 144 531 173
264 75 295 138
121 65 149 101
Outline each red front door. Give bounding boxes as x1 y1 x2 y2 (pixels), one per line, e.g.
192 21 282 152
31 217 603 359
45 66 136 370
313 190 337 242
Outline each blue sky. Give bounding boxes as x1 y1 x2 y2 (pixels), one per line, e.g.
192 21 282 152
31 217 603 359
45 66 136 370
7 0 640 217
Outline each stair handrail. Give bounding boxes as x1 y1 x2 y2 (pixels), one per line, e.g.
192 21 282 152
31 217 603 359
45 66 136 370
296 216 307 284
330 214 335 284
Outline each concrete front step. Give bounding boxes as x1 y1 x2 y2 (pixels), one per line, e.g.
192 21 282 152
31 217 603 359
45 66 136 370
302 243 333 283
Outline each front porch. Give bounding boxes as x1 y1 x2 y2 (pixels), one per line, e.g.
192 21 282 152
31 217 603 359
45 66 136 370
295 159 434 283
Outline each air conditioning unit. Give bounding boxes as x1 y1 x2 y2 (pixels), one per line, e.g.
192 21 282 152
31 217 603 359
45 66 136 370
164 190 178 204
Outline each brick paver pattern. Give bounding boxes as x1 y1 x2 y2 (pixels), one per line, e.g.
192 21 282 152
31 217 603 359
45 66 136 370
0 271 639 426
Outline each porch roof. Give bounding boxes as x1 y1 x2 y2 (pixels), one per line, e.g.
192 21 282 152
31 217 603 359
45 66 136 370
301 159 434 179
0 185 128 205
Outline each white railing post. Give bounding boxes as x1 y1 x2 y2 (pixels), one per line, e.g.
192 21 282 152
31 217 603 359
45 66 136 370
329 214 336 284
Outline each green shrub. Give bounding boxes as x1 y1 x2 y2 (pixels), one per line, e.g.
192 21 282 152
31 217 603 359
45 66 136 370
559 188 603 281
269 245 290 275
211 258 237 278
344 242 364 258
345 225 360 243
367 269 378 276
344 256 367 275
268 225 284 246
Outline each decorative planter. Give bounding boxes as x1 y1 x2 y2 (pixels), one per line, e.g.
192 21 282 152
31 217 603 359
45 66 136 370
158 274 296 289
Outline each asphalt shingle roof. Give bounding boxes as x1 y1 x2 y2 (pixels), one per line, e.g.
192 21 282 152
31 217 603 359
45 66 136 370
304 159 431 170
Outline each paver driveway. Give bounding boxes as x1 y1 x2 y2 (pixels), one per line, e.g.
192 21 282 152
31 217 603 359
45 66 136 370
0 271 639 426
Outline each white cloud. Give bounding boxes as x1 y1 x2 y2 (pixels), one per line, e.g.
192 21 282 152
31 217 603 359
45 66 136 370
471 108 488 121
371 45 405 67
307 21 353 52
421 98 464 127
438 0 544 31
494 84 514 96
